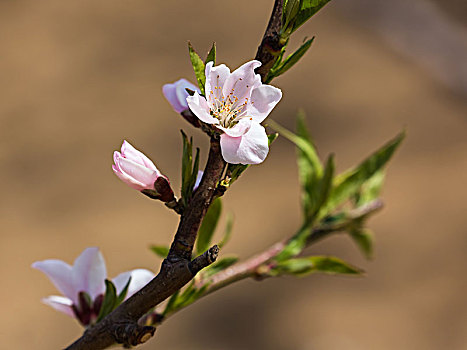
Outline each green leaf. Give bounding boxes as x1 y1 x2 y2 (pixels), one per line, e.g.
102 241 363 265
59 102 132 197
292 0 332 33
282 0 302 32
96 280 118 322
180 131 196 206
170 282 209 311
326 131 405 212
274 256 363 276
355 171 385 206
115 276 132 305
196 198 222 254
188 42 206 94
270 116 322 178
275 224 312 261
269 37 314 79
202 256 239 277
150 245 169 259
218 213 234 249
204 42 216 65
163 290 180 316
350 228 374 260
308 153 334 221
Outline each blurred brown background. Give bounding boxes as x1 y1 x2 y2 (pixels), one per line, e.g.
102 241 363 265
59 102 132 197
1 0 467 349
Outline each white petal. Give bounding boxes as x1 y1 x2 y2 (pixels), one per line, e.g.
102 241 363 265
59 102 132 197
222 60 262 105
32 260 75 302
112 269 154 299
187 92 219 125
193 170 204 190
205 62 231 107
121 140 159 173
112 164 147 190
72 247 107 300
42 295 75 317
217 118 252 137
175 79 199 110
117 157 159 189
220 123 269 165
247 85 282 123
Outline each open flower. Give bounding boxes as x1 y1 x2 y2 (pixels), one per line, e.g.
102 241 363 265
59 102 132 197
113 140 174 201
187 60 282 164
163 78 199 114
32 247 154 326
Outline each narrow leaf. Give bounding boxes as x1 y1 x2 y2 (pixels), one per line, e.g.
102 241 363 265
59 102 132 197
188 42 206 94
196 198 222 254
205 42 216 65
293 0 332 33
150 245 170 258
309 153 334 221
218 213 234 249
116 277 131 305
274 255 363 276
326 131 405 212
181 131 194 205
270 37 314 79
96 280 117 322
355 170 385 206
350 228 374 260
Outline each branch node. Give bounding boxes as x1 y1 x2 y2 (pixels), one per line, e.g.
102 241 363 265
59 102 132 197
112 323 155 347
190 245 219 275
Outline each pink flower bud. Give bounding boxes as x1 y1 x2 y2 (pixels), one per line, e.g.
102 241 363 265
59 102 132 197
162 78 199 114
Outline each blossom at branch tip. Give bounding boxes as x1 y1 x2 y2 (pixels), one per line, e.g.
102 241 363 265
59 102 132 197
163 78 200 114
32 247 154 326
193 170 203 191
187 60 282 164
113 140 174 201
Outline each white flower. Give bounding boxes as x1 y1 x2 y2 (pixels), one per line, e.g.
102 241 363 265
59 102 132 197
187 60 282 164
32 247 154 325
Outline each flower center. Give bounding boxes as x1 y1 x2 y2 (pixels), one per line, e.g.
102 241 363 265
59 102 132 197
208 81 249 128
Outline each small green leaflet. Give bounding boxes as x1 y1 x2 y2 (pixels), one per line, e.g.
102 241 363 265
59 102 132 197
205 42 216 65
292 0 332 34
273 255 363 277
180 131 200 207
202 256 239 278
350 228 374 260
325 131 405 213
196 198 222 255
96 280 118 322
188 42 206 94
150 245 169 259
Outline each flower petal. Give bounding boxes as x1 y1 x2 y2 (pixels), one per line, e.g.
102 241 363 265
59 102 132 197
193 170 204 191
112 269 154 299
72 247 106 301
121 140 160 173
187 92 219 125
32 260 75 302
247 85 282 123
220 122 269 164
42 295 75 317
217 117 252 137
205 62 231 108
163 79 199 113
117 157 159 190
112 164 147 190
222 60 262 105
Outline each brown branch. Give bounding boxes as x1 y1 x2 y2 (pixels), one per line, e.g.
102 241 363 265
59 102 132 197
64 139 225 350
255 0 285 80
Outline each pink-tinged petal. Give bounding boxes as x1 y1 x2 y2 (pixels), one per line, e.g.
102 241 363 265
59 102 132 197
112 164 147 190
217 117 252 137
175 79 199 109
222 60 262 104
220 122 269 165
205 62 231 108
32 260 75 302
187 92 219 125
193 170 203 191
112 269 154 299
42 295 75 317
121 140 160 173
117 157 159 189
247 85 282 123
163 79 199 113
72 247 107 301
